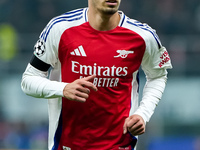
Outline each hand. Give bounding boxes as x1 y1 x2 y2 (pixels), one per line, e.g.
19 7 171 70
123 114 145 136
63 75 98 103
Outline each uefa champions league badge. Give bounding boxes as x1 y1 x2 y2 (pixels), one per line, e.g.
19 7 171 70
34 39 46 57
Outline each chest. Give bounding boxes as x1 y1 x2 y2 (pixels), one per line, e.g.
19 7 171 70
58 24 146 80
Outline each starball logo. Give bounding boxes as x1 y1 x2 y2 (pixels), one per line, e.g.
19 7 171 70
71 61 128 87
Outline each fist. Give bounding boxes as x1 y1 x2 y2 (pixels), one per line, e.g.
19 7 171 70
123 114 145 136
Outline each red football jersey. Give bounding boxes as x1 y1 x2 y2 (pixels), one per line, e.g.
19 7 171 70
33 8 171 150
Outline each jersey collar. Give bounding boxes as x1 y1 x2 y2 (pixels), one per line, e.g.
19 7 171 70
83 7 126 27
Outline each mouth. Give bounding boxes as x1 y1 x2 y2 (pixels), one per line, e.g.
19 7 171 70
105 0 118 6
106 0 117 2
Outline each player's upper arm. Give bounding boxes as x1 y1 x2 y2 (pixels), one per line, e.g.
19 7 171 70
30 55 51 72
141 32 172 79
33 17 62 68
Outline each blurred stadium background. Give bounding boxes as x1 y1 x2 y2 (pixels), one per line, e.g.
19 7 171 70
0 0 200 149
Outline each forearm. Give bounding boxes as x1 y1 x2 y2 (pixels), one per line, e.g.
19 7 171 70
134 75 167 123
21 64 67 98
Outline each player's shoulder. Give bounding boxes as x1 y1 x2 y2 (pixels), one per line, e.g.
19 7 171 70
48 8 87 27
39 8 88 41
121 14 162 48
56 8 86 21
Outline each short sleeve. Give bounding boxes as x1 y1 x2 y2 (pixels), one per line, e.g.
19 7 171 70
141 35 172 79
33 18 60 68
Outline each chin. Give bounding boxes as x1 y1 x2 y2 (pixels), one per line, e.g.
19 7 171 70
102 8 118 15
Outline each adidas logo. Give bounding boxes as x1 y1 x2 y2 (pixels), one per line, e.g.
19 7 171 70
70 45 87 57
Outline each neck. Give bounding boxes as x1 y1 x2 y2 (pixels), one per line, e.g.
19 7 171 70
87 9 120 31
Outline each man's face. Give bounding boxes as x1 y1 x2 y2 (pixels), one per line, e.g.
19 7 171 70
89 0 121 15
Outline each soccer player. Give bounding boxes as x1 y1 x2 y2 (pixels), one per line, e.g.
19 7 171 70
21 0 172 149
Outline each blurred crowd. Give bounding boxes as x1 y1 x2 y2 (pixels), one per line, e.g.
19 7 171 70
0 0 200 34
0 0 200 149
0 121 48 149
